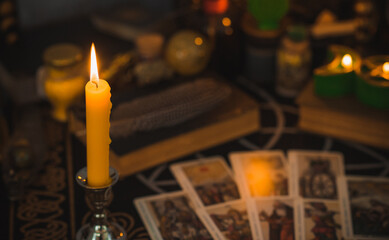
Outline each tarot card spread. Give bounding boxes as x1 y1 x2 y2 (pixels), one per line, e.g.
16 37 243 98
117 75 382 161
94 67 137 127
230 151 297 240
342 176 389 239
134 191 218 240
136 151 389 240
288 150 346 240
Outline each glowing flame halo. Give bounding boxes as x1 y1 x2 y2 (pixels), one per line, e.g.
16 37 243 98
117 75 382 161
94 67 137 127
90 43 99 87
341 54 353 69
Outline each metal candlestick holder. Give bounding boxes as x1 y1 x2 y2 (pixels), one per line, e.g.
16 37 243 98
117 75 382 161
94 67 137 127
75 167 127 240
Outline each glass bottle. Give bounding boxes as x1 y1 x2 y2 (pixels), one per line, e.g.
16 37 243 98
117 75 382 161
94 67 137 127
276 25 311 97
134 33 173 86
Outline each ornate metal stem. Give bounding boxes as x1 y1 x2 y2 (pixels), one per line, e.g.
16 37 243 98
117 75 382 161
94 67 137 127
75 167 126 240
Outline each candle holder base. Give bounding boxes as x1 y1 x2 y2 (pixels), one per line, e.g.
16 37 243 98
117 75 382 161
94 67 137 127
75 167 126 240
76 222 126 240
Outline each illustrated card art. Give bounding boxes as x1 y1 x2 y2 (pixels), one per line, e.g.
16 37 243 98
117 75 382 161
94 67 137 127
253 198 296 240
171 156 240 208
197 200 254 240
289 151 344 200
343 176 389 239
230 151 291 198
134 191 217 240
302 200 343 240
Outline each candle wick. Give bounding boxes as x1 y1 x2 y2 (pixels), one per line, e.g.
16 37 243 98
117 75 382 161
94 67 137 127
92 80 99 88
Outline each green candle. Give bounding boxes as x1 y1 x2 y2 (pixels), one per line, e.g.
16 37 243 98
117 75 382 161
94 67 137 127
314 45 361 97
356 56 389 109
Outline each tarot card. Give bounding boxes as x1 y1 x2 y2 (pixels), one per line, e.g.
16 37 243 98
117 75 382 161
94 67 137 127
301 200 344 240
229 150 292 198
170 156 240 208
341 176 389 240
247 197 297 240
196 200 254 240
288 150 344 200
134 191 221 240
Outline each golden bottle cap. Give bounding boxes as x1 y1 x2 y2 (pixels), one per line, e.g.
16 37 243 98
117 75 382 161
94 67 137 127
43 43 83 67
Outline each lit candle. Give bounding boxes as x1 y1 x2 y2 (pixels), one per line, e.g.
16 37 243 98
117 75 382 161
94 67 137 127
356 56 389 109
314 45 361 97
85 43 112 187
370 62 389 80
341 54 353 69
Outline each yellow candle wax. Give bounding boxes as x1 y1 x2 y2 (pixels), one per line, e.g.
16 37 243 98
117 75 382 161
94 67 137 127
85 43 112 187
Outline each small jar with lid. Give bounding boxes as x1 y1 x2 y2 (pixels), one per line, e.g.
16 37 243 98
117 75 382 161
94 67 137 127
134 33 173 85
42 43 86 122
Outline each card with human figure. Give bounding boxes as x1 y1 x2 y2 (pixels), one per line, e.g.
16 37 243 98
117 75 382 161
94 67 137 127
340 176 389 240
229 151 298 240
196 200 254 240
288 150 345 200
134 191 220 240
170 156 241 208
229 150 293 199
299 200 344 240
245 197 297 240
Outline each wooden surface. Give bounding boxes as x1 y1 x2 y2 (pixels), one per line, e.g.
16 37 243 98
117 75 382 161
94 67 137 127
70 83 260 176
297 81 389 149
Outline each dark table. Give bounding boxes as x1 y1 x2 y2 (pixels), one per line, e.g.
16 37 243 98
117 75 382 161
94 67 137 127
2 16 389 240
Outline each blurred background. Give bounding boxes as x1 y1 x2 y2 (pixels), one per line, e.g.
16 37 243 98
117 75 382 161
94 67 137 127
1 1 389 238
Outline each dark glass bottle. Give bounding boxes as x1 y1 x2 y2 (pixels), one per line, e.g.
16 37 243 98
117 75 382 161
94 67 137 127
203 0 244 78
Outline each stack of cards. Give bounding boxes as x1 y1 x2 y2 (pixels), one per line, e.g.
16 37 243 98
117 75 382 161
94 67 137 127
135 151 389 240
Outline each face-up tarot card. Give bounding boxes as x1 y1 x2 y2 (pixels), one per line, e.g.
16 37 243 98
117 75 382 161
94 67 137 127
288 150 345 200
196 200 254 240
300 200 344 240
230 150 292 198
246 197 297 240
289 151 346 239
170 156 241 208
134 191 219 240
340 176 389 240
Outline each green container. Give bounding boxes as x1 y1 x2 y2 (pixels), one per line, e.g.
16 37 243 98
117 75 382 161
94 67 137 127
356 56 389 109
314 71 355 97
356 75 389 109
314 45 361 97
248 0 288 30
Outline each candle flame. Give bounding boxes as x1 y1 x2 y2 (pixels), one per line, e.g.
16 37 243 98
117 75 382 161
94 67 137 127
383 62 389 73
341 54 352 69
90 43 99 87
